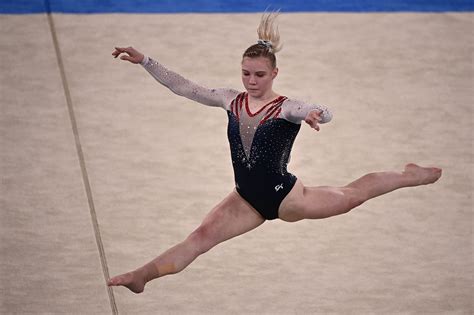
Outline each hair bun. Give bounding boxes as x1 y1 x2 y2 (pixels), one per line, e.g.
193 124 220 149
257 39 273 50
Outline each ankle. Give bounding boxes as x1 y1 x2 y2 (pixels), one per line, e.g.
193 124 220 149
401 168 423 187
137 262 158 283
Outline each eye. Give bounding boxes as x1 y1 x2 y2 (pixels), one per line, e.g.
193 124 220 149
256 73 265 78
242 72 250 76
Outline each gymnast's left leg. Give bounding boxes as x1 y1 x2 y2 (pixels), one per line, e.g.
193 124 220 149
279 163 442 222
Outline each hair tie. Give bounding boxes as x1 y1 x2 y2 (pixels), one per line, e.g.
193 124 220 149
257 39 273 50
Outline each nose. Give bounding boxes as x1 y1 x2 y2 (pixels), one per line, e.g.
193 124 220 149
249 75 257 85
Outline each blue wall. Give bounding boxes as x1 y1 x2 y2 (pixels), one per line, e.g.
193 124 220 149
1 0 473 14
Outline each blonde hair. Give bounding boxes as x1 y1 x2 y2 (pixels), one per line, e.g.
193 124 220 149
256 11 282 53
242 11 282 68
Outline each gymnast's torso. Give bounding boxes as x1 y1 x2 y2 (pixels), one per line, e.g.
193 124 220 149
227 91 301 219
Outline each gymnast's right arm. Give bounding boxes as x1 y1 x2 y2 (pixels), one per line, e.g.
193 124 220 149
112 46 238 109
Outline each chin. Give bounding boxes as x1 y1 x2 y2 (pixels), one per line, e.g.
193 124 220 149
247 89 261 96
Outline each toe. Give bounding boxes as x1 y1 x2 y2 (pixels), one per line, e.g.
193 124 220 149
108 276 123 286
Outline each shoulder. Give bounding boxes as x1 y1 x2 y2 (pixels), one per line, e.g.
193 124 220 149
221 89 244 111
205 88 241 110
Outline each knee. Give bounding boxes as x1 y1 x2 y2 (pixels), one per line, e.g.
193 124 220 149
341 187 367 212
186 224 216 255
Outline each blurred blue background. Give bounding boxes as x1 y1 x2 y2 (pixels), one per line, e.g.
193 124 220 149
1 0 473 13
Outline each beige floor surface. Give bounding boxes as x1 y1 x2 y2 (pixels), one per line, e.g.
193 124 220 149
1 12 472 314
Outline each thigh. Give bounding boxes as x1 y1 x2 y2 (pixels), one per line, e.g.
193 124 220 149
279 180 356 222
192 190 265 247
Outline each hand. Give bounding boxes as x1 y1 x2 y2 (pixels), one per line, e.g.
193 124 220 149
112 46 144 64
304 110 323 131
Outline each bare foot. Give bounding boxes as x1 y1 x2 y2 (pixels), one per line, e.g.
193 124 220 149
107 269 146 294
404 163 442 186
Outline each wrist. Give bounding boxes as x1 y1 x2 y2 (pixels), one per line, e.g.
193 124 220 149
140 55 148 65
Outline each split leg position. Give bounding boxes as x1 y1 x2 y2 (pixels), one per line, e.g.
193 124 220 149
108 163 441 293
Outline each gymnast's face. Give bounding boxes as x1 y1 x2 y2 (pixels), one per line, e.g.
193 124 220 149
241 56 278 98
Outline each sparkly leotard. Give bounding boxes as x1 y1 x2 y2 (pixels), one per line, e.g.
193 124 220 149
140 56 332 220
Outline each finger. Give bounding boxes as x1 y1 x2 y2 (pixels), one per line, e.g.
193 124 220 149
112 47 127 57
122 47 134 55
305 118 317 129
310 113 321 121
308 116 321 125
310 120 320 130
120 55 132 61
116 47 132 57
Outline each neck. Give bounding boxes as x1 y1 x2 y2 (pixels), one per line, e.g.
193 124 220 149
248 90 279 104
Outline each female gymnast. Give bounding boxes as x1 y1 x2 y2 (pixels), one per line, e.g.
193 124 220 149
108 13 441 294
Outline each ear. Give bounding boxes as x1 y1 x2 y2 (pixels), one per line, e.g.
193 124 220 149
272 67 279 79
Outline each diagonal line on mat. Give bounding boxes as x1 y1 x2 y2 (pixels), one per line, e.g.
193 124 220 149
45 5 119 315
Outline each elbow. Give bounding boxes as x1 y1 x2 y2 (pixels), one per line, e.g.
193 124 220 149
168 86 188 97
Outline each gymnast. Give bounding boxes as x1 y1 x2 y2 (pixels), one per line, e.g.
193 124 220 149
108 12 442 293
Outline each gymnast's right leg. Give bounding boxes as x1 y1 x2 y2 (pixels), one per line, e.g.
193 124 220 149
107 191 265 293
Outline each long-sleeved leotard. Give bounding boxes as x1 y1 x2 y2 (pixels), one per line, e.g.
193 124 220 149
141 56 332 219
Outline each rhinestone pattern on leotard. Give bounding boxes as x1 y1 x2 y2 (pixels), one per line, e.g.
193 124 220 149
227 92 301 219
229 92 292 171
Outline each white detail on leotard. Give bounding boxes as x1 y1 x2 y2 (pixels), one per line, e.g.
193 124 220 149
141 56 238 110
140 55 332 124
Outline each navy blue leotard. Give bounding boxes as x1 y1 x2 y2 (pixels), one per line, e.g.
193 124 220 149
227 92 301 219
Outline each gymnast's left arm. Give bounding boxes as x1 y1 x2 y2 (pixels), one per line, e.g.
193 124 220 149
280 99 333 131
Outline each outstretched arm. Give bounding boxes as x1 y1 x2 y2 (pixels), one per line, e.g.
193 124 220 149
112 46 238 109
281 99 333 131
